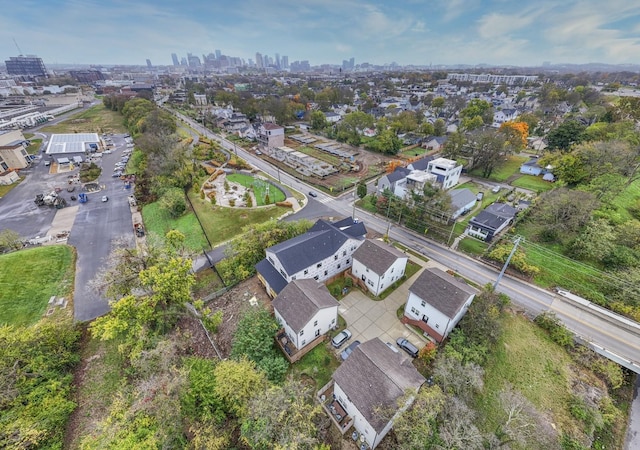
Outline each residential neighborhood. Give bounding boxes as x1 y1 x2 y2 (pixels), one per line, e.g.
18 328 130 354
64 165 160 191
3 5 640 447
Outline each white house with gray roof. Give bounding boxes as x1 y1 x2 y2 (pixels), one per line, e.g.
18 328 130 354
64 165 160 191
402 268 477 342
256 217 367 298
448 188 477 219
351 239 408 296
273 279 339 350
331 338 425 449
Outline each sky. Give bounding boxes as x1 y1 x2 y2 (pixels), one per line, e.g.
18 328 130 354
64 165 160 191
2 0 640 67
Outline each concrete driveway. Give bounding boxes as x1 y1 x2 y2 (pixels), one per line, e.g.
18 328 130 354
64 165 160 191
337 256 450 355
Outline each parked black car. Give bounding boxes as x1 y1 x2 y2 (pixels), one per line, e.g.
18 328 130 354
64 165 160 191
396 338 419 358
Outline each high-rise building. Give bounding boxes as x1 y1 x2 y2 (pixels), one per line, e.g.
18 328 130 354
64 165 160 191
146 59 152 68
187 53 201 67
215 49 222 59
275 53 280 69
5 55 48 78
255 52 264 68
180 57 188 66
171 53 179 66
282 55 289 69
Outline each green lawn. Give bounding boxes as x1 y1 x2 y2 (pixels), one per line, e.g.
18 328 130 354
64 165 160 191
289 343 340 390
0 245 75 326
511 175 555 193
187 190 290 247
40 103 127 134
25 138 43 154
469 155 528 182
457 237 488 255
609 178 640 222
475 314 580 444
141 202 209 251
226 173 286 205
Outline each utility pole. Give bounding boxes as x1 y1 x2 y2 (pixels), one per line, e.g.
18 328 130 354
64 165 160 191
493 236 522 290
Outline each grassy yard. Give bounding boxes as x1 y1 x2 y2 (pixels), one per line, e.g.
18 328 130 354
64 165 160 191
475 313 583 444
469 155 528 182
457 237 488 255
141 202 209 251
40 103 127 134
226 173 286 205
192 268 225 299
511 175 555 193
609 178 640 222
187 190 290 247
25 138 43 154
289 343 340 390
0 245 75 326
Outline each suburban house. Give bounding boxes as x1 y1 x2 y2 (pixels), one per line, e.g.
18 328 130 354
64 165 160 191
376 167 411 194
466 202 517 242
351 239 408 296
223 112 250 132
427 157 462 190
0 129 31 171
448 188 477 219
492 108 519 127
326 338 426 449
520 157 555 181
273 279 339 351
257 122 285 149
422 136 447 151
406 155 435 172
402 268 478 342
256 217 367 297
324 112 341 123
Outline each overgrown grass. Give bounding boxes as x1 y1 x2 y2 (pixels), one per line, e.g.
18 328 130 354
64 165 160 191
40 103 127 134
25 138 42 154
609 178 640 222
511 175 555 193
226 173 286 205
66 334 127 450
192 268 225 299
469 155 528 182
0 245 75 326
475 313 580 443
458 237 488 255
289 343 340 389
141 202 209 251
187 190 290 247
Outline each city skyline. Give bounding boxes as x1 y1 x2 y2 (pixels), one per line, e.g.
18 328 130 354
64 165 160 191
1 0 640 67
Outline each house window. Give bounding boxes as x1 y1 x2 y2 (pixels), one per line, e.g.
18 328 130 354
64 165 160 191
334 255 338 260
391 268 394 273
343 250 347 256
422 315 429 324
299 330 304 336
304 269 308 275
411 307 419 315
291 276 296 280
365 268 369 272
314 320 318 327
268 257 274 264
346 259 350 264
317 263 322 268
435 324 439 329
324 270 328 276
301 340 306 346
314 275 319 280
315 329 320 337
420 300 426 307
337 264 341 269
280 269 286 278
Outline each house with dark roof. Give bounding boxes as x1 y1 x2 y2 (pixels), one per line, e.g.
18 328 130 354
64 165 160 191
257 122 285 149
273 279 339 351
351 240 408 296
406 155 435 171
376 167 411 194
448 188 477 219
421 135 447 151
256 217 367 297
402 268 477 342
329 338 426 449
466 202 517 242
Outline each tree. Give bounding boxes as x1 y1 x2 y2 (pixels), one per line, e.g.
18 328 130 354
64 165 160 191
487 243 540 277
530 188 599 240
0 229 22 252
240 379 322 449
433 354 484 402
500 121 529 149
441 131 466 159
468 129 511 178
231 306 289 383
159 187 187 218
356 181 367 199
438 397 484 450
460 99 493 128
309 110 328 130
393 386 446 450
569 218 616 261
546 120 586 151
336 111 374 146
213 358 267 418
432 97 445 110
433 118 446 136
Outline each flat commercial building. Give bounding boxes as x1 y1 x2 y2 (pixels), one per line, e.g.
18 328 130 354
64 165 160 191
46 133 100 159
5 55 48 78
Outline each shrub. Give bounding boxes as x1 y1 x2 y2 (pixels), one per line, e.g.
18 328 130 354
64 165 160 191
275 201 292 207
418 341 437 363
534 312 574 347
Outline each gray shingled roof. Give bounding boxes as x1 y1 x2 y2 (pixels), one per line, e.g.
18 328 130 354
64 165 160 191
272 279 338 333
384 167 411 184
408 155 435 171
469 202 517 232
267 219 366 276
333 338 425 433
449 188 477 211
352 239 407 276
255 258 287 294
408 268 477 319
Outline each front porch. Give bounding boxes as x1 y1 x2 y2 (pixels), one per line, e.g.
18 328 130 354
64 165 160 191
317 381 354 433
